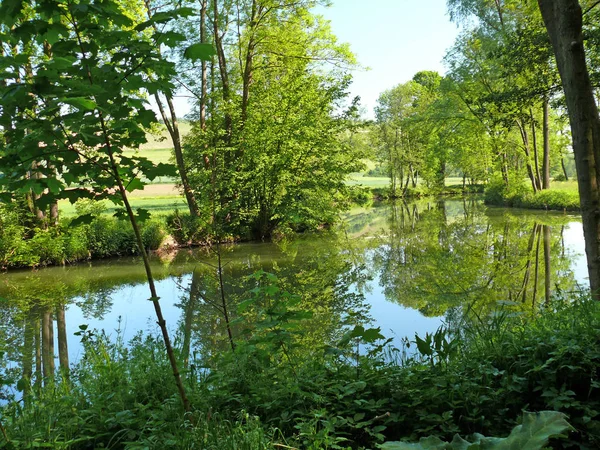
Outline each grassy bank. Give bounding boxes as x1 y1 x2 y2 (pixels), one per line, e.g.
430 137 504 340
484 179 581 211
1 293 596 448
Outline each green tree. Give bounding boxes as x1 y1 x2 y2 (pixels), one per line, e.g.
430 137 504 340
180 1 360 239
0 0 210 409
536 0 600 298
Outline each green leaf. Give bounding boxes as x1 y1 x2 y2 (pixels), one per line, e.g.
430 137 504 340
126 178 145 192
69 214 95 227
62 97 96 111
183 43 216 62
48 56 76 70
380 411 572 450
380 436 447 449
136 208 151 222
45 178 64 194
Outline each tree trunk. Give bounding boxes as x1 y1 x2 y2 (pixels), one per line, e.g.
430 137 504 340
182 270 200 370
520 223 538 303
22 311 35 397
533 225 542 308
542 97 551 189
561 156 569 181
241 0 259 130
537 0 600 298
530 108 543 189
200 0 208 132
34 317 41 390
213 0 233 146
41 310 52 384
516 119 539 192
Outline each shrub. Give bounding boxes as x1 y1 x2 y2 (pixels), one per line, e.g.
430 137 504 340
140 220 166 251
165 210 209 245
484 177 529 206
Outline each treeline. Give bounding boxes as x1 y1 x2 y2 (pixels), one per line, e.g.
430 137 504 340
369 0 600 197
0 0 365 243
134 0 364 240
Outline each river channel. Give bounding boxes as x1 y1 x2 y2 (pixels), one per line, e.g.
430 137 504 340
0 198 588 386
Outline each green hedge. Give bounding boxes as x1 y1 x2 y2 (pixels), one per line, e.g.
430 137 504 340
0 203 166 269
484 180 580 211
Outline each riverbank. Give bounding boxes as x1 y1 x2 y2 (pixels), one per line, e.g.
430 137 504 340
1 293 595 449
483 180 581 212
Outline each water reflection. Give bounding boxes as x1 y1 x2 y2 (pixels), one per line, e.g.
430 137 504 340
0 199 587 395
372 200 581 318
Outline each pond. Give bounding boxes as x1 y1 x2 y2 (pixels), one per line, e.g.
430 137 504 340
0 198 588 390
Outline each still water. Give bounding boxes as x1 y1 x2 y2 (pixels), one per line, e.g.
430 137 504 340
0 198 588 377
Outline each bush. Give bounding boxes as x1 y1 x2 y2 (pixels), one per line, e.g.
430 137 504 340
140 220 167 251
166 210 210 245
484 177 529 206
199 293 600 449
348 186 373 206
485 178 580 212
516 189 580 211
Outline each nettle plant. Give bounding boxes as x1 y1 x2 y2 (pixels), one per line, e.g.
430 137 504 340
0 0 213 410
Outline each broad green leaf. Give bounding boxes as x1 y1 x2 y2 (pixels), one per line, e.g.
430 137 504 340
380 411 571 450
126 178 145 192
62 97 96 111
69 214 95 227
380 436 447 449
136 208 151 222
494 410 572 449
183 43 216 62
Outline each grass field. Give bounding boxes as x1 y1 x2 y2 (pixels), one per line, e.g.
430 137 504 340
58 183 186 217
61 125 581 219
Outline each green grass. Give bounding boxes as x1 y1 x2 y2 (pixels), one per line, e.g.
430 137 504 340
346 175 391 187
125 147 174 165
59 197 187 217
140 122 192 150
546 179 579 193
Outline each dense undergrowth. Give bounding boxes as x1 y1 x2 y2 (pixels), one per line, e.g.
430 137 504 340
0 202 166 270
484 178 580 211
1 289 598 449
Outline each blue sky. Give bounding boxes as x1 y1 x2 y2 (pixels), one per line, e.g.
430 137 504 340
317 0 460 117
169 1 460 119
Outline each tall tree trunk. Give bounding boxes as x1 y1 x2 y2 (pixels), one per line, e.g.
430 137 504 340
542 97 551 189
144 0 200 218
520 223 539 303
22 311 35 397
182 270 200 370
34 317 41 390
516 119 539 192
241 0 259 130
561 156 569 181
213 0 233 146
537 0 600 298
200 0 208 132
107 144 191 411
533 225 542 308
530 108 543 189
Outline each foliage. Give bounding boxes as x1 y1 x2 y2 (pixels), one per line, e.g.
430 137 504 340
485 179 580 211
175 0 361 240
381 411 572 449
0 329 280 449
0 265 599 449
165 210 212 245
0 203 166 268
